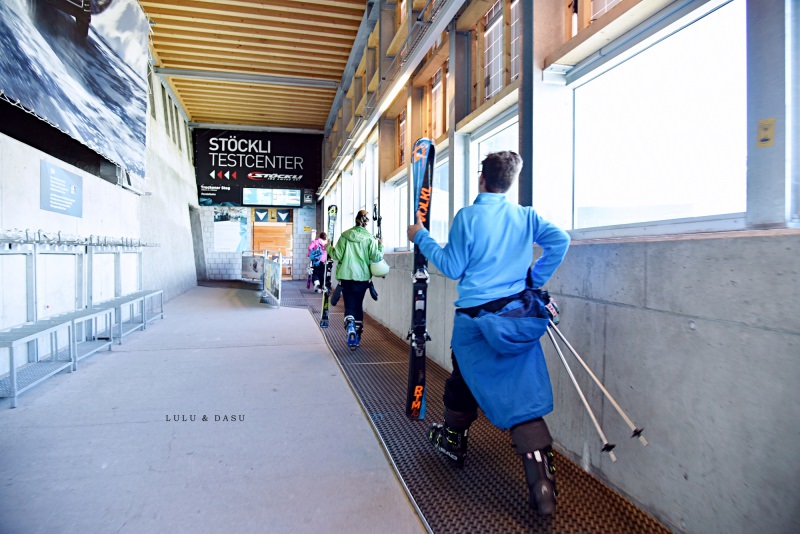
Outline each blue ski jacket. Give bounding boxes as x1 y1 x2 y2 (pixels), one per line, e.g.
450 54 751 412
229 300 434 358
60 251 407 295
413 192 570 429
413 193 570 308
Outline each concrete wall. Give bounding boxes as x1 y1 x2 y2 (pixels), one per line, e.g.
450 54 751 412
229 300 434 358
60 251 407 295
0 135 158 323
139 104 200 299
0 77 199 370
364 231 800 534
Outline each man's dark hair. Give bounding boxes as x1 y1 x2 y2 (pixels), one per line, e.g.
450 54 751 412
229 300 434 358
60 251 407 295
355 210 370 227
481 151 523 193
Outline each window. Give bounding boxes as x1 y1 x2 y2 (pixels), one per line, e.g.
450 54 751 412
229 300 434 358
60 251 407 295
345 169 358 231
169 102 180 146
147 67 156 119
396 180 410 248
356 156 367 212
160 83 169 130
398 109 407 166
593 0 623 19
174 103 182 151
572 0 746 228
473 119 519 205
184 122 193 161
484 1 504 100
510 0 521 81
430 161 450 242
445 61 451 130
431 69 443 139
168 96 176 143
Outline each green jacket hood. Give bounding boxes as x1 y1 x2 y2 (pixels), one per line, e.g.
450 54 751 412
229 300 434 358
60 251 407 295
340 226 374 242
327 226 384 282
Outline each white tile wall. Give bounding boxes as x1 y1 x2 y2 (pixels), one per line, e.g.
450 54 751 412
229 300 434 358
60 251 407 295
200 205 319 281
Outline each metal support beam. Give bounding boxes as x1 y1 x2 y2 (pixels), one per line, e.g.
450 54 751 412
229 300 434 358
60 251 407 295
448 22 471 216
153 67 339 90
324 0 381 136
518 0 534 207
188 122 323 135
318 0 468 197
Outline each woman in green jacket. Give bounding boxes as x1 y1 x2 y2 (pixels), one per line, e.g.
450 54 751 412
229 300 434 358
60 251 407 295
327 209 384 349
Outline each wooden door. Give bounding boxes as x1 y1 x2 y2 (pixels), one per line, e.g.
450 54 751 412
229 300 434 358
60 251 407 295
253 223 293 278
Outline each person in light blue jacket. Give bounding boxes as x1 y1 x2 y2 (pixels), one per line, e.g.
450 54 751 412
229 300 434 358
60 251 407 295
407 150 570 516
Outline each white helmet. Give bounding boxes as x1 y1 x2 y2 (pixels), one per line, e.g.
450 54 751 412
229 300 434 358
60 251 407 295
370 259 390 278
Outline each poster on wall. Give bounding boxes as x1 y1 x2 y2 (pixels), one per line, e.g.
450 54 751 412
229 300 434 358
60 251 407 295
194 129 322 206
0 0 149 180
40 160 83 217
213 207 248 252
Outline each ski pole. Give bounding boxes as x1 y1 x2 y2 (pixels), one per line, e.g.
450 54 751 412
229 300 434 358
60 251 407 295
546 327 617 462
549 321 648 447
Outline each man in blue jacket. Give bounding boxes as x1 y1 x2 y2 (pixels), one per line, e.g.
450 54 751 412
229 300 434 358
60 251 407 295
407 150 570 516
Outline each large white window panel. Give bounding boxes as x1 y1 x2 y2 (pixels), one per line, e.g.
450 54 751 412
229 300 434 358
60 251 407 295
573 0 746 229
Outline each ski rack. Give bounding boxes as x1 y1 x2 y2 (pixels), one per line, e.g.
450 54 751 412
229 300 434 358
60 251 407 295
546 320 647 462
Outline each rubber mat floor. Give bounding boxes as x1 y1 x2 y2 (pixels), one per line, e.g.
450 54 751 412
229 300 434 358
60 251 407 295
280 281 670 534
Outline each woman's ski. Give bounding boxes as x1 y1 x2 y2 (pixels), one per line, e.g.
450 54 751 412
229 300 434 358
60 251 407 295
405 138 435 420
319 205 338 328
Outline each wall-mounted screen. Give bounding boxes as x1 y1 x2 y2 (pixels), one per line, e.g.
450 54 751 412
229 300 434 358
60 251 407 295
243 188 301 207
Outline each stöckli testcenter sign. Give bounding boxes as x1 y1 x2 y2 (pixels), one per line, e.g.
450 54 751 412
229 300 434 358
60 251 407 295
193 129 322 207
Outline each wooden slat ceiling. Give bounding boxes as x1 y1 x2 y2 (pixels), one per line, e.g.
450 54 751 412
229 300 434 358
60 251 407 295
140 0 368 131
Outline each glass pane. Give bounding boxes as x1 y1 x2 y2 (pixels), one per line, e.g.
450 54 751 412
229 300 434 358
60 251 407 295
510 1 520 81
475 121 520 205
397 181 409 248
484 18 503 99
573 0 746 228
431 162 450 242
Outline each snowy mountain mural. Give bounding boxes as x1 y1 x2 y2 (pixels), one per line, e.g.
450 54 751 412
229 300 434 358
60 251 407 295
0 0 149 180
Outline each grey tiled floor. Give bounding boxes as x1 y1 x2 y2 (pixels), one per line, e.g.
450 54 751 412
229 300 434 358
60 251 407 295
0 284 425 534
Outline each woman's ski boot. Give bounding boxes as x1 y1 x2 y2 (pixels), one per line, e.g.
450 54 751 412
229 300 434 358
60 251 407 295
345 315 359 350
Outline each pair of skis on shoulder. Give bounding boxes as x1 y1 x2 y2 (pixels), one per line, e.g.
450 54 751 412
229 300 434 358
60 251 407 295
316 139 433 421
405 138 435 420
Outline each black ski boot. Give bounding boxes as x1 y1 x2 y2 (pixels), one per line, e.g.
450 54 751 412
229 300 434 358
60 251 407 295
355 320 364 339
428 423 468 468
344 315 359 350
521 446 557 516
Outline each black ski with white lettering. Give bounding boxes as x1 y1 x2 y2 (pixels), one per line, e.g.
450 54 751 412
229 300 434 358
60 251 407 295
319 205 338 328
405 138 435 420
